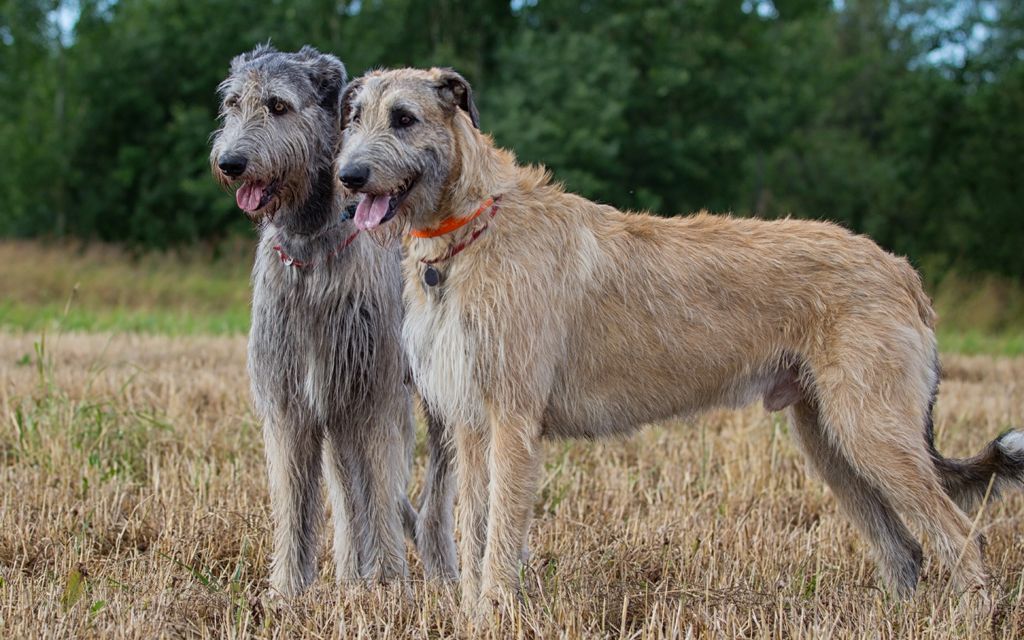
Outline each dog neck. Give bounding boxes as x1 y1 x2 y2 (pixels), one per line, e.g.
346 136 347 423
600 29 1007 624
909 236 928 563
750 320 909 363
263 165 361 269
433 116 516 230
273 165 343 238
268 164 355 241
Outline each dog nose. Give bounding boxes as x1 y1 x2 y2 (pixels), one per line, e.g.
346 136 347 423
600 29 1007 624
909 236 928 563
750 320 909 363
339 164 370 190
218 154 248 178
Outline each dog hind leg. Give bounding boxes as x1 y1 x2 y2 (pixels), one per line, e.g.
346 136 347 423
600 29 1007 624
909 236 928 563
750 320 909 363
789 397 923 595
810 346 988 593
416 406 459 581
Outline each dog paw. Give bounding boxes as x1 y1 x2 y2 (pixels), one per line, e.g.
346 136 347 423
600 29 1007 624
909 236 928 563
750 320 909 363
465 584 522 624
461 594 500 626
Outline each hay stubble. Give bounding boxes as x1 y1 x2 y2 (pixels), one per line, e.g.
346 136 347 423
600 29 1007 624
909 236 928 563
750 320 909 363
1 332 1021 638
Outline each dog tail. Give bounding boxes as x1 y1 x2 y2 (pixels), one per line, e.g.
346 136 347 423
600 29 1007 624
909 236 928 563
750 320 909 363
924 354 1024 511
931 428 1024 512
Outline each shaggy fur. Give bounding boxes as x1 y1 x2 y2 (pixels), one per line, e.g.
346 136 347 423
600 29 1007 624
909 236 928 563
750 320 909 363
209 47 457 595
335 66 1024 616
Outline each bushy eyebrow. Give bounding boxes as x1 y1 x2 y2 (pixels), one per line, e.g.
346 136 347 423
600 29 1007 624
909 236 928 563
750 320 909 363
261 81 303 105
389 100 421 116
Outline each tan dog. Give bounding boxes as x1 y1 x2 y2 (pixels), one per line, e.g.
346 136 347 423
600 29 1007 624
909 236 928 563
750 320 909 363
335 67 1024 616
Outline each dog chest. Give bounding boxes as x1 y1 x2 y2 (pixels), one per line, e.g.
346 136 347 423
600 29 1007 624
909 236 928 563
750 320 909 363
249 261 388 423
403 293 487 429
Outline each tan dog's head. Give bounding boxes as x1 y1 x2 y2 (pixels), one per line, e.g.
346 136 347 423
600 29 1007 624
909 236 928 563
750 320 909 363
335 67 479 231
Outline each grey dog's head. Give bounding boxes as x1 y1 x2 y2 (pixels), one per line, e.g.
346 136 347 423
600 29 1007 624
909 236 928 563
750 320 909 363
334 67 479 231
210 44 347 222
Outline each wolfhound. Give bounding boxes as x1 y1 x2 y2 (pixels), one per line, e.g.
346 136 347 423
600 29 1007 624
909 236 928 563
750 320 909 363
334 66 1024 615
209 47 456 595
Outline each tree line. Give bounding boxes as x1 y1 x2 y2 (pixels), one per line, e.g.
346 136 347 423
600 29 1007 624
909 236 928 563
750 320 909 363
1 0 1021 277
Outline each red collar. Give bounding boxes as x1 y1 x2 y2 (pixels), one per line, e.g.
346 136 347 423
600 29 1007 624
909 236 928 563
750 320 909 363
411 196 498 238
417 196 501 265
273 228 360 269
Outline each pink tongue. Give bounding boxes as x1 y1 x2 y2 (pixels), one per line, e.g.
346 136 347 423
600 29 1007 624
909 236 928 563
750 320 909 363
353 194 392 229
235 183 264 212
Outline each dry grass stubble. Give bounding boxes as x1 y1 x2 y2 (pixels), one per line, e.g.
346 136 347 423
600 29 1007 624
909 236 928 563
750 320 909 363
0 331 1022 638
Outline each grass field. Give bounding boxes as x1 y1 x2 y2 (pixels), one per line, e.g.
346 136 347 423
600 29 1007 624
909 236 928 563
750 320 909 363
1 240 1023 638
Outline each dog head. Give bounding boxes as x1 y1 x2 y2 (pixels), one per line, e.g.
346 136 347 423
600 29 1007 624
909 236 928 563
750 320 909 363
210 44 347 222
335 67 479 232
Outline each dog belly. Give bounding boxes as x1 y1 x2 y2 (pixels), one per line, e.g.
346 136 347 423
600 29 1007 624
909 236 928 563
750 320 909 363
541 395 655 439
541 354 793 439
540 374 698 439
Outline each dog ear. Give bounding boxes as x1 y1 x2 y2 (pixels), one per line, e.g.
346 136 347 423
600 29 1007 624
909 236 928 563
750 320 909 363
340 77 365 128
300 48 348 114
434 68 480 129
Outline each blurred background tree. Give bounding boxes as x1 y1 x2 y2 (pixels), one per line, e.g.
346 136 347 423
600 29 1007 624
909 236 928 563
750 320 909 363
0 0 1020 277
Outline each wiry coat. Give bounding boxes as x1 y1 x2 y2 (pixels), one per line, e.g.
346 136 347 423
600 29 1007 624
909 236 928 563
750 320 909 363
336 67 1024 616
210 48 457 596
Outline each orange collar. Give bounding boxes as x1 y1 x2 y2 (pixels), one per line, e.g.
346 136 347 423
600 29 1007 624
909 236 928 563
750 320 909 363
411 196 499 239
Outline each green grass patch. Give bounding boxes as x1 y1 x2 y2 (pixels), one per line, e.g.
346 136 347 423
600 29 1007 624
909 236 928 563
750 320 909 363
0 300 250 336
0 240 251 335
936 330 1024 356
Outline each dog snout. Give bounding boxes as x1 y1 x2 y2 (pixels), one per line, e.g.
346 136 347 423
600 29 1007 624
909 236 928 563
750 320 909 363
339 164 370 190
218 154 248 179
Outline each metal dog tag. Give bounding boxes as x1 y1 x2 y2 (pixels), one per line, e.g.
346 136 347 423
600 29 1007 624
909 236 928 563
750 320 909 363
423 265 442 288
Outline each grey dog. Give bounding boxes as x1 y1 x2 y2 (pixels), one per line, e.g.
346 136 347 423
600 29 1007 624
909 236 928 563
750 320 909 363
209 45 457 595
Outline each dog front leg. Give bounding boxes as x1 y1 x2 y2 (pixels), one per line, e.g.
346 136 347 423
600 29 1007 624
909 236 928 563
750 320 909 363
478 413 542 616
264 418 324 597
322 431 364 583
454 423 490 609
353 418 410 583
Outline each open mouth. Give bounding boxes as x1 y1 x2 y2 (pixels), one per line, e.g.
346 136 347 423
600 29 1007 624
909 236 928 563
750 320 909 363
235 179 280 217
352 177 417 230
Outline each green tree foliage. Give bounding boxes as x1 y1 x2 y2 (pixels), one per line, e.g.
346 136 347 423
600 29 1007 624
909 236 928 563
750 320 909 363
0 0 1020 277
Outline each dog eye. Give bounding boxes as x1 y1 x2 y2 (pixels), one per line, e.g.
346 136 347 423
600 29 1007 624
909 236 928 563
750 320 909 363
391 110 417 129
224 96 238 109
270 99 289 116
351 108 361 124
